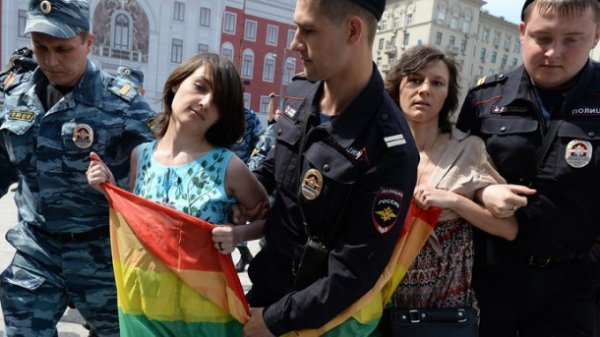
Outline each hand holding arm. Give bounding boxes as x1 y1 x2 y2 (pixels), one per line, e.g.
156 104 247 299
243 308 276 337
477 184 536 218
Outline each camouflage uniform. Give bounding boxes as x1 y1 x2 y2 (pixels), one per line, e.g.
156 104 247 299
0 1 156 336
247 124 276 171
231 107 263 163
116 66 145 95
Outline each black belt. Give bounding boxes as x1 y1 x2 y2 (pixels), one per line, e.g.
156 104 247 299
32 225 110 242
526 252 589 268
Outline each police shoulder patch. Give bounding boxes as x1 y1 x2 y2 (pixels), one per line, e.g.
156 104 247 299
473 73 507 90
372 187 404 234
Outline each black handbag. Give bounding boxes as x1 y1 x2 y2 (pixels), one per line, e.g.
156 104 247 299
380 307 478 337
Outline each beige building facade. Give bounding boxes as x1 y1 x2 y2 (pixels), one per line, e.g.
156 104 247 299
374 0 523 109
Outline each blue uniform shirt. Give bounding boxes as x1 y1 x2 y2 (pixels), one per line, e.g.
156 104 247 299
0 60 156 232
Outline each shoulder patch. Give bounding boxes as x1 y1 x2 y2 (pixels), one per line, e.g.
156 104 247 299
473 73 507 90
107 77 138 102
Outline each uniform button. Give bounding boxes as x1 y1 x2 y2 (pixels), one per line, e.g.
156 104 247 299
500 126 507 132
323 164 330 172
588 131 596 137
380 114 389 121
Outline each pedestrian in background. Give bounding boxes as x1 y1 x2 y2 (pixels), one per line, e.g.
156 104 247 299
0 0 156 336
457 0 600 336
243 0 419 336
232 106 264 272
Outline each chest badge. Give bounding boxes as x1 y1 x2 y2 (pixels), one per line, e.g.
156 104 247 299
72 123 94 149
565 139 592 168
301 168 323 200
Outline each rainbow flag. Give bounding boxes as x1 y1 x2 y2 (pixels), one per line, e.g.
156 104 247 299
104 184 250 337
286 199 441 337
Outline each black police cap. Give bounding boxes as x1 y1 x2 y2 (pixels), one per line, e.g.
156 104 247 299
349 0 386 21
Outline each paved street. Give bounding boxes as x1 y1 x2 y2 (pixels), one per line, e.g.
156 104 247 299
0 184 258 336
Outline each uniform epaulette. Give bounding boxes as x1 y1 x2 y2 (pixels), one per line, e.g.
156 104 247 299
107 76 138 102
473 73 507 90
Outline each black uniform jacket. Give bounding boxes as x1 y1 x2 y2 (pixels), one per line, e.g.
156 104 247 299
250 65 419 335
457 62 600 260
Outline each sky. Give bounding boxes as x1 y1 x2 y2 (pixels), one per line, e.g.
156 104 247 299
481 0 524 24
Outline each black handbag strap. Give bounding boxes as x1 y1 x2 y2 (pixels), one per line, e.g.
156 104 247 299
521 119 563 186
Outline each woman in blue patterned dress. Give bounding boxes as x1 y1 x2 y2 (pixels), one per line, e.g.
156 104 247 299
87 53 269 254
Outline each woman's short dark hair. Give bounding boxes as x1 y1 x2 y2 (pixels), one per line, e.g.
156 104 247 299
154 53 245 148
384 45 460 133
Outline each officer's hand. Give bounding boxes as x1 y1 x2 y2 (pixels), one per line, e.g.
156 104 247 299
211 225 237 255
87 152 116 193
477 184 536 218
230 201 269 226
243 307 275 337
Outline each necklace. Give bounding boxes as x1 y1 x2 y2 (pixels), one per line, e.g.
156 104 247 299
416 131 441 185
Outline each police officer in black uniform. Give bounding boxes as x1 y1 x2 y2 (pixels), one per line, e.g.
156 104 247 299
242 0 419 336
457 1 600 336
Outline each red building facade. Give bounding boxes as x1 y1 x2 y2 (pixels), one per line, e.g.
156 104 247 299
220 5 301 113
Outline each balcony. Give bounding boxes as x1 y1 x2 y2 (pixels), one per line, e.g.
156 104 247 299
94 45 147 63
384 43 397 55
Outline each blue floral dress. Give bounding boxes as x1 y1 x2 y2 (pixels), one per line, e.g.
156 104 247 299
133 141 236 224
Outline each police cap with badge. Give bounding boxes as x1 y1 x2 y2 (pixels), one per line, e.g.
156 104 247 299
25 0 90 39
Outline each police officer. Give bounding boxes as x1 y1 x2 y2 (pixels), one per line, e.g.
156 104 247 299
231 106 264 272
116 66 145 95
242 0 419 336
0 1 155 336
457 0 600 336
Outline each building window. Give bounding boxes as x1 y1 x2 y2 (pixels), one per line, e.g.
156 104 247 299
514 41 521 53
437 7 446 22
378 38 384 50
263 54 276 82
480 48 486 62
200 7 211 27
198 43 209 53
266 25 279 46
493 32 501 47
501 54 508 68
223 12 236 34
482 28 490 42
449 35 455 46
461 20 470 34
403 32 410 46
393 18 400 29
435 32 443 45
491 51 497 63
171 39 183 63
504 35 512 50
174 1 185 21
450 16 458 29
283 57 296 84
461 39 467 54
113 13 130 50
241 49 254 79
512 57 518 68
260 96 270 113
245 20 257 41
406 13 414 26
287 29 295 48
18 10 28 37
244 93 251 109
221 43 234 61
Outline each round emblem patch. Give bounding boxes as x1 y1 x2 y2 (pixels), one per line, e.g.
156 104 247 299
72 124 94 149
372 188 404 234
565 139 592 168
40 0 52 15
301 168 323 200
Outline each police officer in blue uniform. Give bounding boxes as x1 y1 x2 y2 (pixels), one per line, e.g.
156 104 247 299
457 1 600 336
242 0 419 336
0 1 155 336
